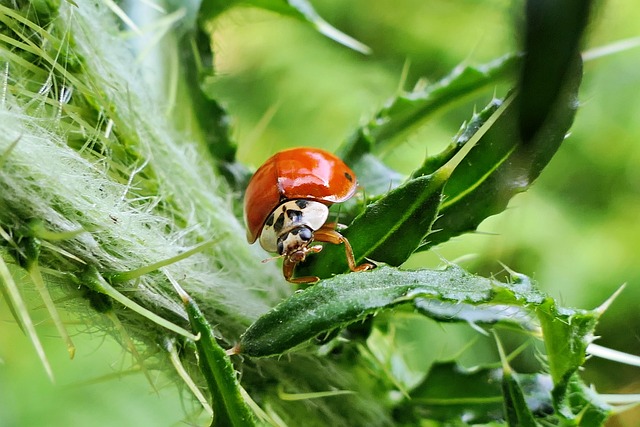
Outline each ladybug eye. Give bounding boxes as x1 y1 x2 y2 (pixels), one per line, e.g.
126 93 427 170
298 227 312 242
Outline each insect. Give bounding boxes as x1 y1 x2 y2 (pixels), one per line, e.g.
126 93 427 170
244 147 374 283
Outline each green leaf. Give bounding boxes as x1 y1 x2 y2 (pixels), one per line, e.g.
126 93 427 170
495 332 538 427
183 293 257 427
414 298 534 330
237 265 557 358
195 0 369 192
502 373 547 427
419 59 582 250
297 166 447 279
536 298 611 423
395 361 553 425
411 98 503 179
299 96 512 279
558 374 612 426
238 265 487 358
337 54 519 167
339 129 406 199
198 0 369 53
537 298 595 387
519 0 594 142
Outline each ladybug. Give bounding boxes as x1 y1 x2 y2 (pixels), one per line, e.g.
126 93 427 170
244 147 374 283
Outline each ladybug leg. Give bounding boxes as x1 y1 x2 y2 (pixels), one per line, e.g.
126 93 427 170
313 226 375 273
283 258 320 284
323 222 346 231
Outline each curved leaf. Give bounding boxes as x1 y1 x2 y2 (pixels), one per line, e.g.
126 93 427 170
195 0 368 192
297 166 447 279
419 59 582 250
237 265 559 358
299 97 511 279
198 0 369 53
519 0 594 141
177 14 252 194
183 293 257 427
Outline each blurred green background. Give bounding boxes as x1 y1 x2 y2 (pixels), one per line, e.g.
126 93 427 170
2 0 639 425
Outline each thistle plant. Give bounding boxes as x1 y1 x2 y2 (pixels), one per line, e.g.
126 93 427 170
1 1 639 426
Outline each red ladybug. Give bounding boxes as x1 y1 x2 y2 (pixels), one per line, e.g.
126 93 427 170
244 147 373 283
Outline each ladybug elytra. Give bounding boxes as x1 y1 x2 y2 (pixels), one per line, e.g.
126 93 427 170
244 147 374 283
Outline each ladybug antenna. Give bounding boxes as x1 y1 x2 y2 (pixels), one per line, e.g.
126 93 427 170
261 253 286 264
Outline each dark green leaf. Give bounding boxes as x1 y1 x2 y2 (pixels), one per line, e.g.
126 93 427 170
419 59 582 250
519 0 594 142
238 265 557 358
184 293 257 427
334 57 519 221
195 0 368 192
296 167 447 279
299 96 514 279
395 361 553 425
502 372 545 427
537 298 596 390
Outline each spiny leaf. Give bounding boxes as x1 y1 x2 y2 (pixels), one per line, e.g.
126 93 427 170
537 298 597 389
80 267 198 341
411 98 503 179
554 373 612 425
238 265 561 358
176 8 251 194
195 0 370 193
337 54 519 170
299 96 511 279
297 169 447 279
419 58 582 250
536 298 611 424
0 255 54 381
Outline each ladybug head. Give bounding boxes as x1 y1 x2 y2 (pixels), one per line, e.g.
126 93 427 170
277 226 323 263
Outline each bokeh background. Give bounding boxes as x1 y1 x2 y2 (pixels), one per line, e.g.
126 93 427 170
1 0 639 425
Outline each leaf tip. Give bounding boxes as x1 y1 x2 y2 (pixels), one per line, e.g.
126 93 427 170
595 283 626 315
314 20 371 55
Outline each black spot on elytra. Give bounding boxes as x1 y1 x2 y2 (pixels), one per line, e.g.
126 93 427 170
273 213 285 232
344 172 353 182
286 209 302 222
265 213 275 227
295 200 308 209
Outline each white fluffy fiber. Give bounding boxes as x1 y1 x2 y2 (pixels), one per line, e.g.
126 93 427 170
0 1 287 340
